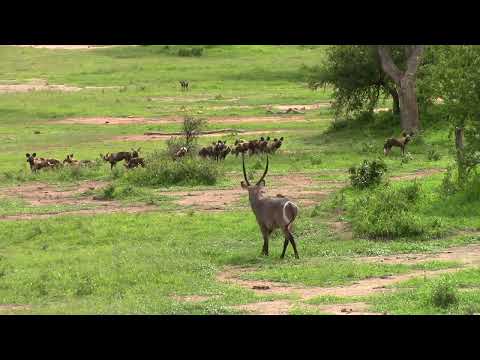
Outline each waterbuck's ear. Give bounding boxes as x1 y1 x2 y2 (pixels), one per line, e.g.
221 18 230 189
258 179 266 187
240 181 249 189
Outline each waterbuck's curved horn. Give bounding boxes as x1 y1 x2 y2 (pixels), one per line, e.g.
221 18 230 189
242 152 250 186
256 155 269 185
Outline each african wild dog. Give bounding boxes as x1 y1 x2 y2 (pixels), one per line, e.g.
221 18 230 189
384 133 411 156
179 80 189 91
101 152 134 170
124 157 145 169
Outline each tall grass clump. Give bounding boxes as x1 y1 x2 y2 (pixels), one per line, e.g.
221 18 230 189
349 182 445 240
125 153 223 187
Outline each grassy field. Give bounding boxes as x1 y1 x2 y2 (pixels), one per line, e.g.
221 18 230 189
0 45 479 315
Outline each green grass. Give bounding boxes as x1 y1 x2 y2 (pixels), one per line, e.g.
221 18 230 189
367 269 480 315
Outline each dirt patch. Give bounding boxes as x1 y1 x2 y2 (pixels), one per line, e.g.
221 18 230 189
313 302 383 315
218 265 461 315
114 130 292 142
13 45 133 50
172 295 215 303
0 180 158 220
233 300 292 315
356 243 480 266
0 304 31 312
328 221 353 240
52 115 305 126
271 103 331 111
164 173 334 211
390 168 445 181
0 83 82 93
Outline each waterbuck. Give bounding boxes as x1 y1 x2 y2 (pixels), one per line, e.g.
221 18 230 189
384 133 411 156
241 153 299 259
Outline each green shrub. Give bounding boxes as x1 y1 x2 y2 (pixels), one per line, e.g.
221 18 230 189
328 118 349 132
429 278 458 308
348 159 387 189
350 182 445 239
177 47 204 57
401 152 413 164
427 148 441 161
360 141 376 154
125 156 223 187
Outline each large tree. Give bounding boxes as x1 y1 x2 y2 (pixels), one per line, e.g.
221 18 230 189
377 45 425 133
308 46 401 118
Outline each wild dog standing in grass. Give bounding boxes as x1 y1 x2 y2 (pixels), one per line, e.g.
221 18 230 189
233 139 249 157
179 80 189 91
218 146 231 161
101 152 134 170
384 132 411 156
174 146 188 159
214 140 228 161
267 137 284 154
26 153 50 172
258 136 270 153
241 153 299 259
199 143 215 159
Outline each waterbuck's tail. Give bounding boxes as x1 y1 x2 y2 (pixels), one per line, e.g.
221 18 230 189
283 201 299 228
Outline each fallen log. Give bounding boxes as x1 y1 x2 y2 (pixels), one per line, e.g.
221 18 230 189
144 129 246 136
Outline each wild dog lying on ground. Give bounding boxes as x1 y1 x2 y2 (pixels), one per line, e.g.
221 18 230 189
124 157 145 169
174 146 188 159
384 133 411 156
63 154 93 166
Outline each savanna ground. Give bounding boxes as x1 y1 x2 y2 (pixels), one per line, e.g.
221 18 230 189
0 45 479 315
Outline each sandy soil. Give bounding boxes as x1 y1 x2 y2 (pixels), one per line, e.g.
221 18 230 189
0 180 158 221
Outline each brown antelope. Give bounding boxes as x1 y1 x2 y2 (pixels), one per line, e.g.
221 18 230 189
241 153 299 259
384 133 411 156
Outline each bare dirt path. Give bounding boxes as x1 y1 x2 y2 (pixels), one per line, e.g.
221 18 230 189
217 243 480 315
0 180 158 221
52 115 306 126
12 45 133 50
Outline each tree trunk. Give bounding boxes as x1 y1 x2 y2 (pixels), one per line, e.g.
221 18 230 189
386 84 400 115
455 127 466 183
377 46 424 133
397 75 420 133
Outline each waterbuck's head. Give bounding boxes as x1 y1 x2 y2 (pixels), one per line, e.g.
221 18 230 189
240 153 269 201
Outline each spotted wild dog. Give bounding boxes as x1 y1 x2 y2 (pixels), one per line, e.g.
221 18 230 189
174 146 188 159
267 137 284 154
63 154 93 166
124 157 145 169
26 153 50 172
384 133 411 156
101 152 134 170
179 80 189 91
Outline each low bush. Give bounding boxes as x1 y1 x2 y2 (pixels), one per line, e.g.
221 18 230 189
429 278 458 308
349 182 446 239
125 155 223 187
348 159 387 189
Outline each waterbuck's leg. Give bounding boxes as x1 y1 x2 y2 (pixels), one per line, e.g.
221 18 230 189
261 227 271 256
280 236 289 259
283 227 299 259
